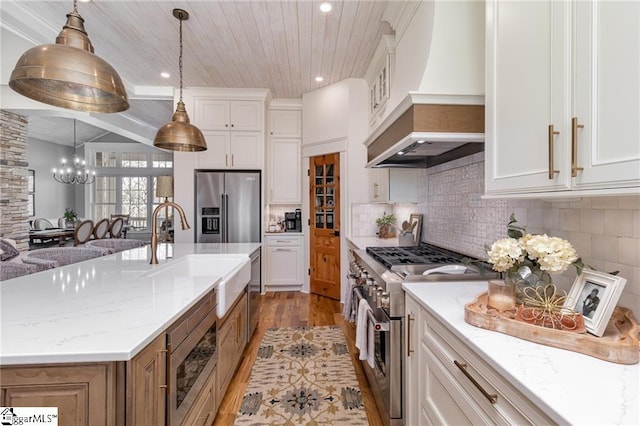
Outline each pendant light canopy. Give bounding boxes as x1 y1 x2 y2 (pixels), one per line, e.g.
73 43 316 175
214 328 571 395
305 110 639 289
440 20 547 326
9 0 129 113
153 9 207 152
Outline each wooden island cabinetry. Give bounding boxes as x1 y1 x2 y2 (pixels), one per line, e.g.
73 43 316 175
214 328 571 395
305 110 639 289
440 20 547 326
216 291 248 402
0 363 118 426
126 333 167 426
0 289 251 426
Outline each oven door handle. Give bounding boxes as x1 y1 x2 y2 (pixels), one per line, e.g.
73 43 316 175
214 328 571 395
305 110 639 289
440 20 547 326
354 286 390 332
367 309 389 332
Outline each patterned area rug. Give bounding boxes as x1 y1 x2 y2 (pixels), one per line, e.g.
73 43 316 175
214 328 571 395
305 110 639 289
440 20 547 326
235 325 369 425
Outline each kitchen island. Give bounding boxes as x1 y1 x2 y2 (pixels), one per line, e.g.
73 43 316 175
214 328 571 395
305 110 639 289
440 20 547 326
404 281 639 425
0 242 260 426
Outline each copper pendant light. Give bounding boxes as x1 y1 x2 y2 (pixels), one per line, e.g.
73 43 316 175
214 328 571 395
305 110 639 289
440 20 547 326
9 0 129 113
153 9 206 152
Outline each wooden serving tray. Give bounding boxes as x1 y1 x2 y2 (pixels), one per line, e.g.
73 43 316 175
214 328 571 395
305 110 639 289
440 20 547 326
464 292 639 365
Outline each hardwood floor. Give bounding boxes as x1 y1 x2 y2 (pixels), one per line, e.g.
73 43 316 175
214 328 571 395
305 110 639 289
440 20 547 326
213 291 384 426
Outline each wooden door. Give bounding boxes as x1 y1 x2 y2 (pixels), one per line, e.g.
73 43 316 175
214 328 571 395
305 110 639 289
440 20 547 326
309 153 341 300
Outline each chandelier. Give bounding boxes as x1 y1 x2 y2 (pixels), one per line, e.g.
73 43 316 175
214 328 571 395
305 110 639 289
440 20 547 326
52 119 95 185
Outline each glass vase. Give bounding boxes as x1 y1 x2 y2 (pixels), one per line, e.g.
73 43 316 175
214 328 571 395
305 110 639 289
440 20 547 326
506 264 552 305
487 279 516 313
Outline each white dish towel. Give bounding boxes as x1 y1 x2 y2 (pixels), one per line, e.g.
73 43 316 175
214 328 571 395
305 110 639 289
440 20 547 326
355 298 375 368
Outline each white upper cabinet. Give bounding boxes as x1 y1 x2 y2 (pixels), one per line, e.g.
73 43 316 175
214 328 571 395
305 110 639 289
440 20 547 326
485 0 640 197
269 109 302 138
197 131 262 169
572 1 640 192
267 102 302 204
194 99 263 132
269 138 301 204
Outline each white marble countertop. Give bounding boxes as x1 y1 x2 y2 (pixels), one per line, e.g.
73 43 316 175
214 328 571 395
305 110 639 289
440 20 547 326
347 236 401 250
403 281 639 425
0 243 260 366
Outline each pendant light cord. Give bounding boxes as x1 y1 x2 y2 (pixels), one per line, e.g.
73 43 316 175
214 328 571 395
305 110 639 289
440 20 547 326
178 13 184 104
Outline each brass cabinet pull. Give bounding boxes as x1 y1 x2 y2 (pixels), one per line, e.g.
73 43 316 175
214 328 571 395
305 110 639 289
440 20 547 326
454 360 497 404
231 154 234 167
407 313 414 356
571 117 585 177
548 124 560 179
225 154 228 167
373 183 379 199
165 342 171 393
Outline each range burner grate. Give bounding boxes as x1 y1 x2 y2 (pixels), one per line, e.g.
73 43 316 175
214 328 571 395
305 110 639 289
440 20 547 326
366 244 466 268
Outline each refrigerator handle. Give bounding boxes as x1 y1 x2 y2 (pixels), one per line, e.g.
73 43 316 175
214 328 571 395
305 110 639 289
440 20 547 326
222 193 229 243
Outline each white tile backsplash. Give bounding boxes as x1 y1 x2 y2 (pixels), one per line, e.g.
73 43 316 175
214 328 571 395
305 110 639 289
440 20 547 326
350 156 640 318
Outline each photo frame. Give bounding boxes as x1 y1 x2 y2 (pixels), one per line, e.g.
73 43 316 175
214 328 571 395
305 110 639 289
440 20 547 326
564 269 627 337
409 214 423 245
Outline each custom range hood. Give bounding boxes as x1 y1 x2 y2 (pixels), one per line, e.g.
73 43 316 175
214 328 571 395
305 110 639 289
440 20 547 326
365 93 485 168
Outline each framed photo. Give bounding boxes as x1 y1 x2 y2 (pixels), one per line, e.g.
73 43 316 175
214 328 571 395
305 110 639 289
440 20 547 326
409 214 423 245
564 270 627 337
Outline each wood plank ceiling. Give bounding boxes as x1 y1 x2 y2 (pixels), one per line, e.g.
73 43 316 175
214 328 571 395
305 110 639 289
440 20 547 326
9 0 391 99
3 0 395 145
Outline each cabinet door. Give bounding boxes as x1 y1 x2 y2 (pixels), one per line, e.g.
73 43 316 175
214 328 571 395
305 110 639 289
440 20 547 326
194 99 229 130
572 1 640 191
369 168 389 202
234 292 248 364
405 295 421 426
485 0 571 195
0 363 117 426
269 138 301 203
269 109 302 138
181 369 216 426
198 131 230 169
216 314 237 398
230 101 262 131
266 246 302 285
419 342 492 425
128 334 167 426
229 132 262 168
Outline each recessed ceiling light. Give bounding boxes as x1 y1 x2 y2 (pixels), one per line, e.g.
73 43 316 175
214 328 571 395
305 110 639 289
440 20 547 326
320 2 332 13
160 72 170 78
315 76 324 82
397 151 405 156
416 140 426 144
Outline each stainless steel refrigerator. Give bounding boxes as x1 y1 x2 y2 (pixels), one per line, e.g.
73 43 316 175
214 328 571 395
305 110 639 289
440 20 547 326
195 171 261 243
196 170 261 339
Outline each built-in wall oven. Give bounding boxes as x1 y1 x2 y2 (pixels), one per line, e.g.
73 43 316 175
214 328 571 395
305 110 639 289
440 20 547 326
166 288 218 425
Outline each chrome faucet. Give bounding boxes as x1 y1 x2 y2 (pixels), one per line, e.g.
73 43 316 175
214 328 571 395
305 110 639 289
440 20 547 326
150 200 190 264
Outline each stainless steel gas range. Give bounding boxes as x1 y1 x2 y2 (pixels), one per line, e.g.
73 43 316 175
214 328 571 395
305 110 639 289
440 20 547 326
349 243 497 425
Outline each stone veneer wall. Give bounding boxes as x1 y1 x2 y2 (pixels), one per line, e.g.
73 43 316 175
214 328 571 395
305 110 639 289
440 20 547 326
0 110 30 251
416 152 640 317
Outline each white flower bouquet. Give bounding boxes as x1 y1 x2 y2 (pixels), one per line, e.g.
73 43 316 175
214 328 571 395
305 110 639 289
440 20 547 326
486 215 584 286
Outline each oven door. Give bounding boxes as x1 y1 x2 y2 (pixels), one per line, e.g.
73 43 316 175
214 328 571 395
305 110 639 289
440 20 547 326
167 307 218 425
353 287 391 418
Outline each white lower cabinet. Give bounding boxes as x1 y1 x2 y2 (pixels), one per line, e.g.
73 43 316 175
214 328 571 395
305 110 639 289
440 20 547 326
405 293 555 425
264 235 303 288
